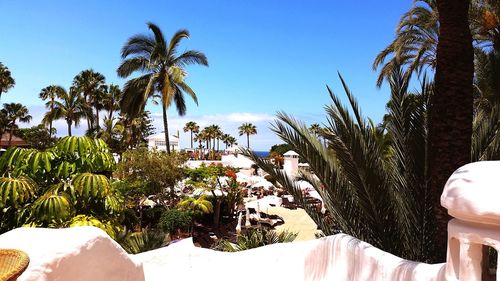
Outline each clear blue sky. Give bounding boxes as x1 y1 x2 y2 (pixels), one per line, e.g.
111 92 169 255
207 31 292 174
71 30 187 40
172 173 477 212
0 0 411 151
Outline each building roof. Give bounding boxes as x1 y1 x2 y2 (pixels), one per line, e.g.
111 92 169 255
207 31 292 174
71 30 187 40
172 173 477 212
0 132 28 147
283 150 299 156
147 133 179 143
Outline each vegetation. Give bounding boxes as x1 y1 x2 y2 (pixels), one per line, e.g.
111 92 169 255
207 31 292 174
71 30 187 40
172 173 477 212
159 208 192 235
212 229 297 252
0 136 122 237
1 103 32 146
42 87 86 136
0 62 15 102
117 22 208 154
119 229 167 254
238 123 257 149
183 121 199 149
115 147 187 202
17 125 57 150
246 65 499 263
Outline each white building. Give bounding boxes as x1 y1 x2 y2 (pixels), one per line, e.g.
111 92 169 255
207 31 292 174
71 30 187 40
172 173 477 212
147 133 179 152
283 150 299 177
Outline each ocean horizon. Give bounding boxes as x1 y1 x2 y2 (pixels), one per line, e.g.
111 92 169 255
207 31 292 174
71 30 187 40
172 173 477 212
254 151 269 158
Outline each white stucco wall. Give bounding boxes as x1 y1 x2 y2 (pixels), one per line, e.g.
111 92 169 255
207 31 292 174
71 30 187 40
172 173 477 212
0 227 446 281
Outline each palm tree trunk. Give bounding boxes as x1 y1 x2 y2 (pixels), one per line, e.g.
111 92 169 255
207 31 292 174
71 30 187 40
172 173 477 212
246 133 250 148
95 106 100 129
190 130 193 149
162 103 171 154
217 139 220 151
67 120 72 136
49 100 54 137
429 0 473 262
7 125 14 146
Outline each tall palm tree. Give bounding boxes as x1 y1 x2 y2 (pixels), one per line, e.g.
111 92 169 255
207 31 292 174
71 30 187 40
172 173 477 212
245 72 437 262
183 121 199 149
428 0 474 260
1 103 32 146
0 63 15 102
202 126 213 150
221 133 231 149
373 0 438 87
39 85 64 137
117 22 208 154
103 84 121 121
238 123 257 149
43 88 86 136
207 124 222 151
227 136 237 147
72 69 107 130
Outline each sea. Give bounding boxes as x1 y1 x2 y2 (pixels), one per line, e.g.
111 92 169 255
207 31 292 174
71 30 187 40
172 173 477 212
254 151 269 158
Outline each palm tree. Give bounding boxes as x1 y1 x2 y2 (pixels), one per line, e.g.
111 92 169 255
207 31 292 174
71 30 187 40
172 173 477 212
373 0 438 87
207 124 222 151
0 63 15 102
221 133 231 149
39 85 65 137
43 88 86 136
117 22 208 154
428 0 474 260
72 69 107 130
103 84 121 121
1 103 32 146
238 123 257 149
183 121 199 149
245 72 437 262
227 136 237 147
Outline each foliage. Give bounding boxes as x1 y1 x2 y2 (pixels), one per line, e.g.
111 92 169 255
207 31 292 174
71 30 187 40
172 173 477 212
158 208 192 234
67 214 120 239
1 103 32 146
176 195 213 217
42 87 86 136
115 148 187 200
244 72 438 262
269 143 293 156
0 136 122 234
117 22 208 154
0 62 15 100
212 229 297 252
119 229 166 254
17 125 57 150
238 123 257 148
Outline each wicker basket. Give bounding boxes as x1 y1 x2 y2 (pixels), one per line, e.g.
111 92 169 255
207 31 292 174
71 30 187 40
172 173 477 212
0 249 29 281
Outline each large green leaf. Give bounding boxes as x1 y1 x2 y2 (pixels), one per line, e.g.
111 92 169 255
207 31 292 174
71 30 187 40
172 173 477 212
72 173 111 199
0 177 36 208
68 215 119 239
56 136 94 156
0 147 29 176
32 192 72 223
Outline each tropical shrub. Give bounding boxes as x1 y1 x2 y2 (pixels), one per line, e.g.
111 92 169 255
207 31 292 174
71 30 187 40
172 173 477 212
0 136 122 237
159 209 192 235
245 71 500 263
212 228 297 252
115 148 187 203
119 229 166 254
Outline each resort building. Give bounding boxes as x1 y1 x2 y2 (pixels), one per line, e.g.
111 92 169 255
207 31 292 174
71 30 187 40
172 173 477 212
147 133 179 152
0 132 28 149
283 150 299 177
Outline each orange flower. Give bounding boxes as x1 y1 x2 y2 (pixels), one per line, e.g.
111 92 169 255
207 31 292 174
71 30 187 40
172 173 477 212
225 169 237 179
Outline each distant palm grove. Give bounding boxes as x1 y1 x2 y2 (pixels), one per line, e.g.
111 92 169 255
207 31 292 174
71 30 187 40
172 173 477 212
0 0 499 264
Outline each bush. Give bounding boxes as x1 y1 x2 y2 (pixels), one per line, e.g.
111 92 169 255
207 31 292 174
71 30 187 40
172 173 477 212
158 209 192 234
